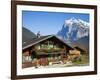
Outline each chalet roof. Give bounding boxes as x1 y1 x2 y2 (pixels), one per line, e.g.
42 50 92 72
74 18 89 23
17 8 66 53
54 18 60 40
22 35 73 50
74 46 86 52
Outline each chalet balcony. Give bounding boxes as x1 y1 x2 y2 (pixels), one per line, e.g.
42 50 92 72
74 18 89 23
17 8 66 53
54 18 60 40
35 48 66 55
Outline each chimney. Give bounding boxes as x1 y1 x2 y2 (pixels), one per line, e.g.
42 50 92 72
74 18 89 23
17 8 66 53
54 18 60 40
37 31 40 38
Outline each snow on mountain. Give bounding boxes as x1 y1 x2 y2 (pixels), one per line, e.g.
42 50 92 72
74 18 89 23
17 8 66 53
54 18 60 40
57 17 89 43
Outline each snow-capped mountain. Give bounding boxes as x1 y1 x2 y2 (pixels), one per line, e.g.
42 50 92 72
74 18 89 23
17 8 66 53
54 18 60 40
57 17 89 43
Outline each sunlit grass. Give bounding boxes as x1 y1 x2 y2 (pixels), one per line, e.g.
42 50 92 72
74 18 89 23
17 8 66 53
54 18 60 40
73 54 89 66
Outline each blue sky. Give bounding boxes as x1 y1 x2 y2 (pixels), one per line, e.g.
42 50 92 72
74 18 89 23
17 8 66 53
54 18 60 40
22 11 89 35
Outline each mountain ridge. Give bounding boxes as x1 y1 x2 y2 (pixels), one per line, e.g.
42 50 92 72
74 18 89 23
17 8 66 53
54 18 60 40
57 18 89 43
57 18 89 51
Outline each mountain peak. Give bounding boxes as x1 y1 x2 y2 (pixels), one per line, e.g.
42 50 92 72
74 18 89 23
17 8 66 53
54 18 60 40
64 18 89 28
57 18 89 42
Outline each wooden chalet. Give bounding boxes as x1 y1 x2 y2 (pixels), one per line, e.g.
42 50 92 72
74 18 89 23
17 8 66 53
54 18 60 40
22 29 73 68
74 46 86 54
22 34 73 68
